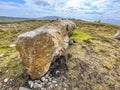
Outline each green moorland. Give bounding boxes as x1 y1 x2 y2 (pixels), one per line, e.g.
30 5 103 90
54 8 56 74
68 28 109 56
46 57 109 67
0 20 120 89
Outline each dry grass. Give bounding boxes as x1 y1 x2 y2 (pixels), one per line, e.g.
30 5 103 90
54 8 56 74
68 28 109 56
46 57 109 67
0 20 120 89
66 20 120 90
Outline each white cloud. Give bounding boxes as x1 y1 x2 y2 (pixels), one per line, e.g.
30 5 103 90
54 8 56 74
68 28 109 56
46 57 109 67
23 0 116 15
0 0 120 24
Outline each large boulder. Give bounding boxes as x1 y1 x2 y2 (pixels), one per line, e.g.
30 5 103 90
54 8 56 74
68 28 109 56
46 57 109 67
16 19 76 79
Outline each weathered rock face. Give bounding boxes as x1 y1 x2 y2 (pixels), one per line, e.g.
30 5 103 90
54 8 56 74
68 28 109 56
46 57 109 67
16 19 76 79
114 30 120 40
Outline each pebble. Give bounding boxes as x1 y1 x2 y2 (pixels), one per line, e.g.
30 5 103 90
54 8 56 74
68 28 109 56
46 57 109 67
6 70 9 73
52 80 57 84
41 87 45 90
0 53 4 58
48 77 52 82
55 84 58 87
56 70 60 74
4 78 9 83
43 78 49 83
48 84 53 89
19 87 31 90
41 82 45 86
44 74 49 78
63 83 68 88
28 81 34 88
41 77 46 82
35 80 41 84
8 87 12 90
34 83 42 88
64 88 67 90
9 44 16 48
48 82 52 85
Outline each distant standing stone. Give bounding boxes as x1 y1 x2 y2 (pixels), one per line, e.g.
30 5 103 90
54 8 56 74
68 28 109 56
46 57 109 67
114 30 120 40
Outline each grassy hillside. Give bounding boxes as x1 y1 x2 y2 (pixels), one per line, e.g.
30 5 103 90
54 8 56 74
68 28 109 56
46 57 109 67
0 20 50 89
66 20 120 90
0 20 120 90
0 16 31 23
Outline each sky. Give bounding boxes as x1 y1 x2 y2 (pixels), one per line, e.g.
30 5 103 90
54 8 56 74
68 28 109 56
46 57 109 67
0 0 120 24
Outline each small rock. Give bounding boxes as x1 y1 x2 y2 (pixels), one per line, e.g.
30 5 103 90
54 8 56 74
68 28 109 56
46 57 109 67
45 74 49 78
63 82 68 87
19 87 31 90
41 82 45 86
47 76 52 81
4 78 9 83
64 88 67 90
9 87 12 90
5 70 9 73
44 78 49 83
55 84 58 87
48 82 52 85
35 80 41 84
48 84 53 89
69 39 75 45
41 87 45 90
56 70 60 74
0 53 4 58
52 80 57 84
28 81 34 88
34 83 42 88
41 77 46 82
9 44 16 48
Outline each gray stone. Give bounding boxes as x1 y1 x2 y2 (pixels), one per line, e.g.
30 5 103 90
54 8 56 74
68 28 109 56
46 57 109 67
48 77 52 82
48 84 53 89
19 87 31 90
55 84 58 87
28 81 34 88
43 78 49 83
34 83 43 88
52 80 57 84
41 77 46 82
35 80 41 84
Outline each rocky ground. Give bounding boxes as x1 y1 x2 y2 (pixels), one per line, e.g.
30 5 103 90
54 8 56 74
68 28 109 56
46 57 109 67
0 20 120 90
0 56 70 90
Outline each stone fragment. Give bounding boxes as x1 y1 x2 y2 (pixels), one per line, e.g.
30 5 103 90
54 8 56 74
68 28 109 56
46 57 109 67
4 78 9 83
9 44 16 48
19 87 31 90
